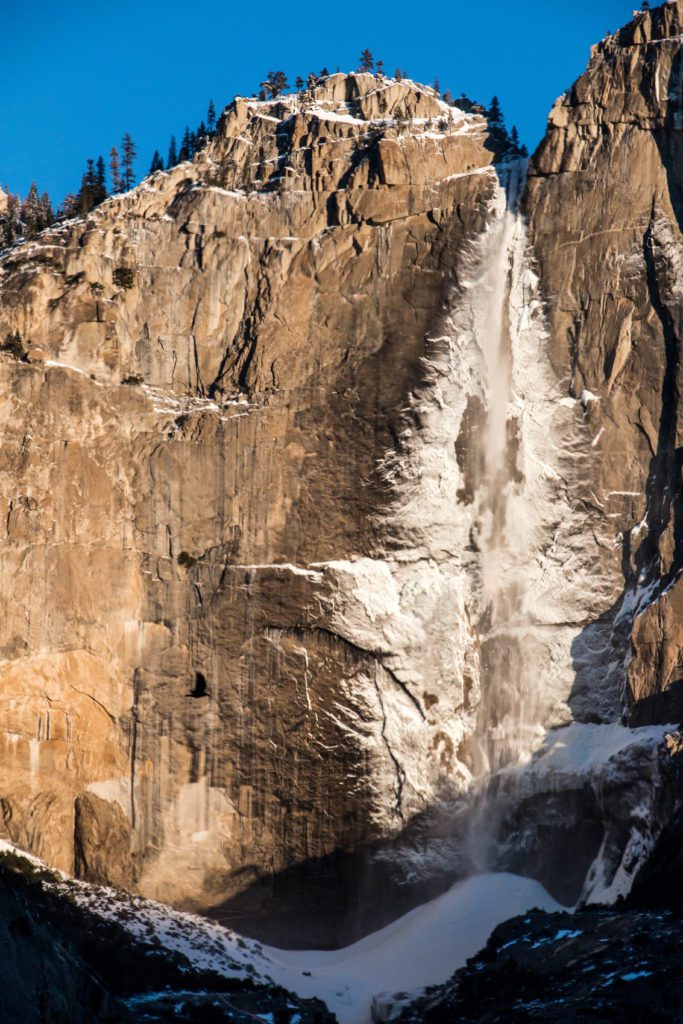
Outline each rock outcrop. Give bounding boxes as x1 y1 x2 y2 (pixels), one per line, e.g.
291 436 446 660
0 846 334 1024
396 902 683 1024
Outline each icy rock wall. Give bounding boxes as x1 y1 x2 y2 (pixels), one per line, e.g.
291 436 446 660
370 164 597 793
367 161 665 905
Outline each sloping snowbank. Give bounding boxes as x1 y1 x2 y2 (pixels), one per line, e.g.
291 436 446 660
261 872 562 1024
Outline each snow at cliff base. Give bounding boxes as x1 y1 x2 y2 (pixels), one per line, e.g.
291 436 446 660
260 872 562 1024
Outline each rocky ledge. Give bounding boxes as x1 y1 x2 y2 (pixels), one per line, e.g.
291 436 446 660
0 847 333 1024
394 903 683 1024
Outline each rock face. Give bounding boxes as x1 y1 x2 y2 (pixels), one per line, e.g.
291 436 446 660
3 5 683 945
396 902 683 1024
0 74 510 934
526 0 683 725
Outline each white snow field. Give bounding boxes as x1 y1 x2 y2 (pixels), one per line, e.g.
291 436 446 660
260 872 562 1024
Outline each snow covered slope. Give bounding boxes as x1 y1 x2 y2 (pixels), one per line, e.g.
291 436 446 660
0 840 560 1024
263 873 561 1024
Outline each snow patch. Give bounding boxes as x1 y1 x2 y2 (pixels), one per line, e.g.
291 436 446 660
521 722 673 779
261 873 561 1024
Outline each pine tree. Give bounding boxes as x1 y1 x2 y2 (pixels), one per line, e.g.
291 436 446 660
8 191 20 240
261 71 289 98
121 133 137 190
196 121 208 150
443 89 454 105
307 72 318 90
319 67 329 78
359 49 374 72
22 183 44 238
94 156 107 205
487 96 504 128
77 160 100 215
109 146 123 193
0 189 20 244
642 0 650 8
59 193 79 220
40 191 54 227
179 126 192 162
433 78 441 95
484 98 522 161
295 75 304 91
167 135 178 168
508 127 528 158
207 99 217 135
149 150 164 174
395 68 402 81
376 59 385 76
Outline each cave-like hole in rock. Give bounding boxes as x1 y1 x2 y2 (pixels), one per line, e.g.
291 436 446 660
190 671 208 698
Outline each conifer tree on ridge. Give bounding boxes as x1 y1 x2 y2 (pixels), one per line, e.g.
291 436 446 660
122 133 137 191
109 147 123 194
359 49 375 72
207 100 217 135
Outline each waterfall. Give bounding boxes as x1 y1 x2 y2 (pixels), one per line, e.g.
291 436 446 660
447 161 600 782
377 159 595 882
359 160 589 831
451 162 579 877
453 167 666 900
464 162 551 778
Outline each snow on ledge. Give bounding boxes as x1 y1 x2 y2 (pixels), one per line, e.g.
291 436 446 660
520 722 674 779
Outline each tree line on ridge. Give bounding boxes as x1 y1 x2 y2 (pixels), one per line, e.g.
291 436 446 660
1 58 526 249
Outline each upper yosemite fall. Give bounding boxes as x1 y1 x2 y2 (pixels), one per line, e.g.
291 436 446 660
2 4 683 1022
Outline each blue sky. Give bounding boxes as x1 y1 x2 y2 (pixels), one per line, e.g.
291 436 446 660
3 0 635 203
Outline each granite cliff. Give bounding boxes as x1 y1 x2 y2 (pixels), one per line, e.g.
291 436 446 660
527 0 683 727
0 74 509 938
1 1 683 964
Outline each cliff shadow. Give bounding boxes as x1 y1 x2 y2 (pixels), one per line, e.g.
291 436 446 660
203 809 466 949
